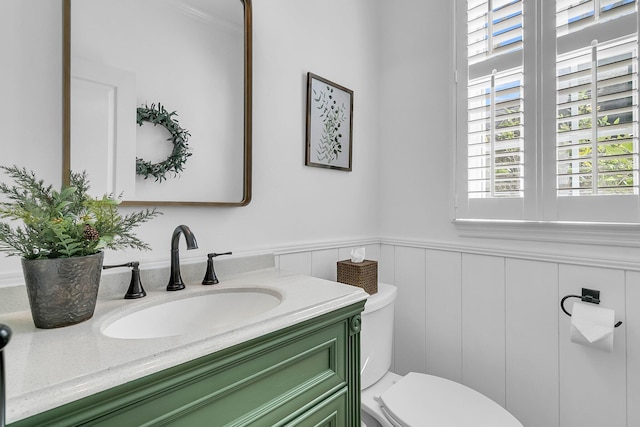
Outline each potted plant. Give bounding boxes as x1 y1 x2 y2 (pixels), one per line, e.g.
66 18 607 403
0 165 161 328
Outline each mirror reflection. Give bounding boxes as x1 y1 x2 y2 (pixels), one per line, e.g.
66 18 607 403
64 0 251 206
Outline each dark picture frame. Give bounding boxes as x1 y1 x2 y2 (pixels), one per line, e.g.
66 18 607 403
305 72 353 171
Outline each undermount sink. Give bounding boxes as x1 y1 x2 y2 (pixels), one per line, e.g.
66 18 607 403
101 289 282 340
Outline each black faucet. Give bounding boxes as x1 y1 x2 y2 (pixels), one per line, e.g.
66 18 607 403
167 225 198 291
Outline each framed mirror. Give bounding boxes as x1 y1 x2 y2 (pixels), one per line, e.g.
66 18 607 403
63 0 252 206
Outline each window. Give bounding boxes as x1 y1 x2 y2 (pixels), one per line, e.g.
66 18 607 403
455 0 640 223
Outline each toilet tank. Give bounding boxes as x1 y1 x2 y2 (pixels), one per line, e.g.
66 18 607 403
360 282 397 389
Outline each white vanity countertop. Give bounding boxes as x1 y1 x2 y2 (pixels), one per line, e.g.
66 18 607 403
0 268 368 423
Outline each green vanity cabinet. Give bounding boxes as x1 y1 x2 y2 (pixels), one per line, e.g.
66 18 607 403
10 302 365 427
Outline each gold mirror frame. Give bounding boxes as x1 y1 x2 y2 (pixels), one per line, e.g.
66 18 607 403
62 0 252 207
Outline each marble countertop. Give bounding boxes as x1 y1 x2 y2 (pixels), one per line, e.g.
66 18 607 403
0 267 368 423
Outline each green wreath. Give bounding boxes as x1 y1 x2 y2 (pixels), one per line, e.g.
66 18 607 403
136 103 192 182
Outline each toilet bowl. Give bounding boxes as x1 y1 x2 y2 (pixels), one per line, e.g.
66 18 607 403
360 283 522 427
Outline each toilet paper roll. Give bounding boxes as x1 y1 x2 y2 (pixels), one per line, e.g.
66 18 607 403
570 301 615 352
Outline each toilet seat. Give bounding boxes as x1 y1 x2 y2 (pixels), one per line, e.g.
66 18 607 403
376 372 522 427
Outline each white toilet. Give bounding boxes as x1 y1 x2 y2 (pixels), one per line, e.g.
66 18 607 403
360 283 523 427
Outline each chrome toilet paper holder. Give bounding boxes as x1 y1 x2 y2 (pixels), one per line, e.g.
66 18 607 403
560 288 622 328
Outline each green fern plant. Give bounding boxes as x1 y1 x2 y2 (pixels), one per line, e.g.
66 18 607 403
0 165 161 259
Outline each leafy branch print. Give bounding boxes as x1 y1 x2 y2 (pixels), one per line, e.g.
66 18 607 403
313 85 346 163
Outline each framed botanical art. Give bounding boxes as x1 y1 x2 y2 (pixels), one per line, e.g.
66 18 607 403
305 72 353 171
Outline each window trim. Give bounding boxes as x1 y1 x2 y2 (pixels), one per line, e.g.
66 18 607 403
453 217 640 247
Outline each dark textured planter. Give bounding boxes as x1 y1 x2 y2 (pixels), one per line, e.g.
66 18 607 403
21 252 104 329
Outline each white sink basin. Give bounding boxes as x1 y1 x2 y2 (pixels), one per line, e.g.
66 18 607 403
101 289 282 339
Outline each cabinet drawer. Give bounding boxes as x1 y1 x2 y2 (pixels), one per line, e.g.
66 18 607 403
143 322 347 426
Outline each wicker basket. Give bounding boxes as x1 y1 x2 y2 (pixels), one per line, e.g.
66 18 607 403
337 259 378 294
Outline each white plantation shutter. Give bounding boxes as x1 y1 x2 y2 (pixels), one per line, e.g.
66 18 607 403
556 37 638 196
467 69 524 198
468 0 524 65
554 0 639 221
456 0 640 224
556 0 636 37
465 0 525 200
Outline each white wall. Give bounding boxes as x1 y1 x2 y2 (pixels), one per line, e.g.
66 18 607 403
1 1 62 194
377 0 456 243
0 0 381 283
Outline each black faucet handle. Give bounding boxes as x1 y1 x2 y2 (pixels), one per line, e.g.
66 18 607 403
103 262 135 269
208 252 232 258
125 263 146 299
202 252 232 285
103 262 146 299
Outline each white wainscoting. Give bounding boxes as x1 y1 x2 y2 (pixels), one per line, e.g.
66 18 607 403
276 240 640 427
